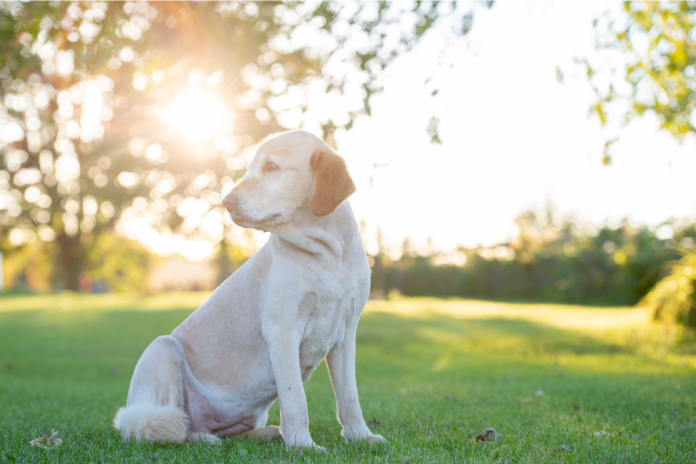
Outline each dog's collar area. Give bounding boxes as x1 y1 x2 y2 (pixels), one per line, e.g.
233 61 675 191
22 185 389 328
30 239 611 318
275 224 344 264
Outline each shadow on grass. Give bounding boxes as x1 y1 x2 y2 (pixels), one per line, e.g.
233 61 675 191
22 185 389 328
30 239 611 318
357 310 629 357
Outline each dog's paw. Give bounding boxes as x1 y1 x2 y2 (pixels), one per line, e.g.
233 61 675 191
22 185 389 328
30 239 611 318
285 442 326 453
367 434 386 444
187 432 222 445
345 433 387 445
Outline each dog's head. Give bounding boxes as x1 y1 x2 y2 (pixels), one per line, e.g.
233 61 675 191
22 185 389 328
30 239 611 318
223 131 356 230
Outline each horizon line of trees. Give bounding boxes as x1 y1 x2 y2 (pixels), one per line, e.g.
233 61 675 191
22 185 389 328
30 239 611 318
370 212 695 307
3 208 694 305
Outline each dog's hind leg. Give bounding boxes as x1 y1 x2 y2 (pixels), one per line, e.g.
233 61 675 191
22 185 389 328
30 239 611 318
237 426 282 441
114 335 219 444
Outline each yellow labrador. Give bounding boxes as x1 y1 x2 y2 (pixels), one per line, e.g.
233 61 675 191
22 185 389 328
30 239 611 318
114 130 384 450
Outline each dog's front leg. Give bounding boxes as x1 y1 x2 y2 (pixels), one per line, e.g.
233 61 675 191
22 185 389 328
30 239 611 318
326 332 386 444
263 320 322 451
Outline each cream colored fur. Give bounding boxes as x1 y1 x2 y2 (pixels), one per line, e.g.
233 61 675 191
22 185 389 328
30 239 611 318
113 404 188 444
114 131 384 450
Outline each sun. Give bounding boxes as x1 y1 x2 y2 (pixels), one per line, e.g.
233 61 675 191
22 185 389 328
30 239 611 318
159 90 230 142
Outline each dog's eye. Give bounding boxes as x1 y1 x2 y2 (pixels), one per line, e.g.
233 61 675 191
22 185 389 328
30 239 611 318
264 162 279 173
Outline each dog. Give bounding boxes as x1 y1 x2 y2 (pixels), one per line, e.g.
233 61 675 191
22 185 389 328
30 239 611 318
114 130 384 450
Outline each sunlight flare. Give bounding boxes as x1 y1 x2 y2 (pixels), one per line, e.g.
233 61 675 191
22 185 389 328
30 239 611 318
159 90 231 142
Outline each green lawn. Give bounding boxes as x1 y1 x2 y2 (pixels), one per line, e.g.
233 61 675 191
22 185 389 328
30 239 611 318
0 293 694 463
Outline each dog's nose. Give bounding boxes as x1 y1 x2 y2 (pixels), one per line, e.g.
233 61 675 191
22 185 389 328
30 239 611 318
222 193 238 214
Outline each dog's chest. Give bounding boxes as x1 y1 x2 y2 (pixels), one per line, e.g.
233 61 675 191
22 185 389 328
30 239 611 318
270 238 370 381
296 283 362 380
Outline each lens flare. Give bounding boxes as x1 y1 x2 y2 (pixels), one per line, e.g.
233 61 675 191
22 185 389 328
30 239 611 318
160 90 231 142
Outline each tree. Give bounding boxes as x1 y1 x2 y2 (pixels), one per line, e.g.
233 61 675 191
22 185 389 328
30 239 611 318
586 1 696 144
642 250 696 326
586 1 696 324
0 1 486 291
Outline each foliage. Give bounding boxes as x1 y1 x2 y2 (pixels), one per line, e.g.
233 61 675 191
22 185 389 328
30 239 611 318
0 294 694 462
587 1 696 143
642 249 696 326
0 240 54 292
1 232 155 292
0 1 485 290
85 232 155 293
372 210 696 306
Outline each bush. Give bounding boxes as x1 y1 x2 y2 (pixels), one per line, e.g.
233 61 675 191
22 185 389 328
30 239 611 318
642 250 696 327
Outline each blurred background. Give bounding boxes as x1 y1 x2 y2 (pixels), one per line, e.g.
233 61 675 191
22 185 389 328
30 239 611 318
1 1 695 327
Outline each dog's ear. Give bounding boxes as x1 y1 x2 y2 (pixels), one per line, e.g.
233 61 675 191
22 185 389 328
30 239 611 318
309 146 356 217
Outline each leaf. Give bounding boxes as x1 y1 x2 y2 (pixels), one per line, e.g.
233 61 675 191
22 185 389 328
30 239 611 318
426 116 442 145
28 427 62 449
461 12 474 35
601 138 617 166
476 428 498 444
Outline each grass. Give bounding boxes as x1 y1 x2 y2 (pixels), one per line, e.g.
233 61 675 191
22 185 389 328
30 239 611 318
0 293 694 463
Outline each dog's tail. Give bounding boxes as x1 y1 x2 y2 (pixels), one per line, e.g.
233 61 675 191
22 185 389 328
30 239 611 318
113 404 189 443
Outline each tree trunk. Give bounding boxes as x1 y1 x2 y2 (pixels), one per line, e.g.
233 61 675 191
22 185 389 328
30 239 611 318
56 234 83 291
216 240 234 286
371 253 386 299
371 227 387 299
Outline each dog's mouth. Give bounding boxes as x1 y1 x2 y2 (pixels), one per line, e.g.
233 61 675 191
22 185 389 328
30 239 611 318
231 212 281 227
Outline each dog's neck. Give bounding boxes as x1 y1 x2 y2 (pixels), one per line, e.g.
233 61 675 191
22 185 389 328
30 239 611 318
270 203 357 265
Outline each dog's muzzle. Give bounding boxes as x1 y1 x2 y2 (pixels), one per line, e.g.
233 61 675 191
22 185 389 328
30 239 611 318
222 193 240 216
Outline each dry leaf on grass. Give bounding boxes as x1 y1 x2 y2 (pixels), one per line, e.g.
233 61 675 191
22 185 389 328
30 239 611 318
593 430 610 437
439 427 498 444
28 428 62 449
522 397 533 403
476 428 498 444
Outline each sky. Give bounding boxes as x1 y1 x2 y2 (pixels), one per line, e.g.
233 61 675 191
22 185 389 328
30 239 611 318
334 0 696 256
